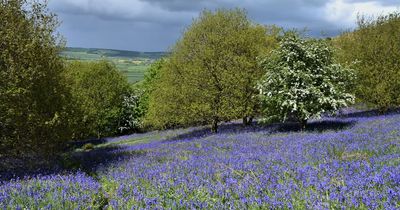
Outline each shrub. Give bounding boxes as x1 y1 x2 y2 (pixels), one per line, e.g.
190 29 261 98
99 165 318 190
258 32 355 127
334 12 400 111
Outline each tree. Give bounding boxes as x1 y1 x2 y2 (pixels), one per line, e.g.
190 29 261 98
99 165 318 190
146 9 279 132
0 0 72 166
118 89 143 134
135 58 166 128
258 32 355 128
64 61 131 139
334 12 400 111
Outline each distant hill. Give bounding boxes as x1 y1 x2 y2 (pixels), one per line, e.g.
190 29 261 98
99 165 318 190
60 47 167 83
61 47 167 60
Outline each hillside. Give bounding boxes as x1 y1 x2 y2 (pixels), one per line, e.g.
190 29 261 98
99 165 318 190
61 47 166 60
1 108 399 209
61 47 167 83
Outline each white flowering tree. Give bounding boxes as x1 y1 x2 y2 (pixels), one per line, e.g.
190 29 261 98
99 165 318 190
257 32 355 127
118 91 144 133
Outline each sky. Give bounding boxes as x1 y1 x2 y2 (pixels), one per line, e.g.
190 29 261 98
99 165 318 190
48 0 399 52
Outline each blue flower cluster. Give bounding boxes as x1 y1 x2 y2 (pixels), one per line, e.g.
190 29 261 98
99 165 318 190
0 172 102 209
99 115 400 209
1 110 399 209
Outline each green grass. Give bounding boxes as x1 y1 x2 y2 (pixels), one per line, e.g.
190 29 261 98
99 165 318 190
116 63 149 83
61 47 166 83
75 132 165 152
95 136 155 149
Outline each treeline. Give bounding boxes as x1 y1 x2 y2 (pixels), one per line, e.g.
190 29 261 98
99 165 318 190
141 9 356 131
141 9 400 131
334 13 400 110
1 0 399 170
0 0 141 170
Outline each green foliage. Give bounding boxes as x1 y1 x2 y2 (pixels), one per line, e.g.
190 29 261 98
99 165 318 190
334 12 400 111
0 0 73 164
146 9 279 132
258 32 355 126
135 59 165 128
64 60 132 138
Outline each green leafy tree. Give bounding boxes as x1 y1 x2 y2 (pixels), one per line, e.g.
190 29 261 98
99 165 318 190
64 61 131 138
134 59 166 127
0 0 72 166
146 9 279 132
334 12 400 111
258 32 355 127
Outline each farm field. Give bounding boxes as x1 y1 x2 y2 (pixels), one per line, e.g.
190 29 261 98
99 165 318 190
1 108 399 209
61 47 166 83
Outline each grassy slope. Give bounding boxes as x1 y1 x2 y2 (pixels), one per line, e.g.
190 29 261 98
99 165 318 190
61 47 166 83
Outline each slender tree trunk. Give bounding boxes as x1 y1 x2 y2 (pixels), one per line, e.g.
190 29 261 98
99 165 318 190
211 118 219 133
242 117 249 126
300 119 307 130
248 116 254 124
243 116 254 126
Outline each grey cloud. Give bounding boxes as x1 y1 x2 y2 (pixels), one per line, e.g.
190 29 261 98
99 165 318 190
50 0 332 24
48 0 398 51
139 0 217 12
141 0 329 12
344 0 400 6
50 0 196 24
56 13 181 51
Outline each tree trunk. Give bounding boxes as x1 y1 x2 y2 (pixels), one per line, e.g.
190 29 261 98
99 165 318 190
211 118 219 133
242 117 248 126
300 119 307 130
249 116 254 124
242 116 253 126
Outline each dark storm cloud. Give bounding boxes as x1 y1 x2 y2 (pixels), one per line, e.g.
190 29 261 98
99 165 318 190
48 0 399 51
50 0 195 24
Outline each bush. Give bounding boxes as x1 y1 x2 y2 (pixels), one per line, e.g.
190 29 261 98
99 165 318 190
258 32 355 127
0 0 73 166
64 60 133 139
334 12 400 111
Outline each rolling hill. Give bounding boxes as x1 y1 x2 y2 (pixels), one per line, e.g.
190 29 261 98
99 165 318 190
61 47 167 83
